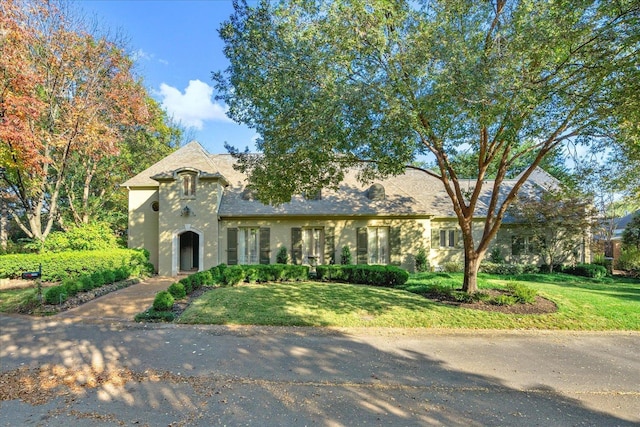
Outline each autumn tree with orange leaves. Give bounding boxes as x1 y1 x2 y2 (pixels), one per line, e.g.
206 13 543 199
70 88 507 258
1 0 179 246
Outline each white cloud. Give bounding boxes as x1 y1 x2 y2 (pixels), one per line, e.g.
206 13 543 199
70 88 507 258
158 80 231 129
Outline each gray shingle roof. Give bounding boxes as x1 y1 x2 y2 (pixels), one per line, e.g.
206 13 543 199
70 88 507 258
122 141 558 218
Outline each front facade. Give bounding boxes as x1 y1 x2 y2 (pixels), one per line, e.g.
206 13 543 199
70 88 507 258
123 141 572 276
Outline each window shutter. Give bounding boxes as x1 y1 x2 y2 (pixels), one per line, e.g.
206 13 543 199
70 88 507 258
291 228 302 265
512 236 524 256
259 228 270 264
456 230 464 248
357 227 368 264
227 228 238 265
390 226 401 266
431 228 440 248
324 227 335 265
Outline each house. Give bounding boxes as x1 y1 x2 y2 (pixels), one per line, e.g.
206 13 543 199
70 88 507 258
122 141 568 276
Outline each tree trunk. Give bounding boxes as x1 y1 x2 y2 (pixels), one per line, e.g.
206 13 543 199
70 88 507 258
462 250 480 293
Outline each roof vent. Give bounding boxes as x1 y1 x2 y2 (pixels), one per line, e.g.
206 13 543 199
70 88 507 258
367 183 385 201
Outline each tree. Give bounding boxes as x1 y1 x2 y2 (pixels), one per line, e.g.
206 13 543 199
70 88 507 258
509 188 597 272
622 212 640 250
215 0 640 292
0 0 158 243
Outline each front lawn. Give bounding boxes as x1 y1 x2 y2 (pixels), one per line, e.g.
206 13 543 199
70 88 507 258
178 273 640 330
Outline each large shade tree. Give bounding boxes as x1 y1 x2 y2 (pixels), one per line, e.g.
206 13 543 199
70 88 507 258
1 0 181 244
215 0 640 292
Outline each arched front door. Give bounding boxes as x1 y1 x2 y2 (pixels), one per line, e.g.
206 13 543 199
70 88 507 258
179 231 199 272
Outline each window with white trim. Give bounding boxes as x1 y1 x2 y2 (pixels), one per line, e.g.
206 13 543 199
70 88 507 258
512 236 538 255
368 227 389 265
238 227 259 264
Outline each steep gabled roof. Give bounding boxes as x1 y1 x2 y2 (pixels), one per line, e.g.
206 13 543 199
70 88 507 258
122 142 559 218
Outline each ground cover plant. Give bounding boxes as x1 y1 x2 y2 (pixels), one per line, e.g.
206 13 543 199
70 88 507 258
177 272 640 330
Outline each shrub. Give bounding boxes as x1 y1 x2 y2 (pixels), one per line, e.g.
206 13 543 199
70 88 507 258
616 247 640 272
492 295 518 306
43 222 118 252
44 285 67 305
90 271 105 288
415 248 429 273
153 291 175 311
276 247 288 264
168 282 187 299
480 262 539 275
442 262 463 273
488 246 505 263
102 270 116 284
179 276 194 294
61 278 81 297
0 248 150 281
315 265 409 287
340 246 352 265
80 275 94 292
222 266 245 286
563 263 607 279
505 283 537 304
134 309 175 322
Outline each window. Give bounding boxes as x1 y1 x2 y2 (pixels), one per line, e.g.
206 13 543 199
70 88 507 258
440 230 456 248
180 173 196 197
368 227 389 264
238 228 259 264
512 236 538 255
302 228 323 265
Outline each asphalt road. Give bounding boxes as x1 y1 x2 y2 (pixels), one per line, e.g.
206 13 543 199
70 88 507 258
1 314 639 426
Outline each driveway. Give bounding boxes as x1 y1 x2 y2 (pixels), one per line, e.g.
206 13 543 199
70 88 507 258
0 279 639 426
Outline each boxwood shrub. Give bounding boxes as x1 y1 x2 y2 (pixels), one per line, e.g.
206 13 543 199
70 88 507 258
168 282 187 299
153 291 175 311
315 265 409 287
479 262 539 275
44 285 68 305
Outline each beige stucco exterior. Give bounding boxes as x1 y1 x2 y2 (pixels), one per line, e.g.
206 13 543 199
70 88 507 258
123 141 585 277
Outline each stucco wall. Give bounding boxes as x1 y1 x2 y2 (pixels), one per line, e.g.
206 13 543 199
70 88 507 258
127 188 160 272
219 217 430 272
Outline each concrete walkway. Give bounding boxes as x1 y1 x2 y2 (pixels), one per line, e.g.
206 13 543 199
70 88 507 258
55 276 176 322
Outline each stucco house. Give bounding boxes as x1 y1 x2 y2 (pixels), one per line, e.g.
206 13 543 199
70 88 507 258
122 141 568 276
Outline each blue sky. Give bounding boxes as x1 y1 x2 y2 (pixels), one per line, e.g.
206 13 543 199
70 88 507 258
78 0 257 154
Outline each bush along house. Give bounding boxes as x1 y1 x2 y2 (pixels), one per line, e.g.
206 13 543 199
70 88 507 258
122 141 583 276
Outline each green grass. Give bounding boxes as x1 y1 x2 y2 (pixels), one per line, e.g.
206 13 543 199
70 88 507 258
0 287 41 313
178 273 640 330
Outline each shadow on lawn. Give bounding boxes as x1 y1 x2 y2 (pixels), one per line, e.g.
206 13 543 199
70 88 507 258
0 314 638 426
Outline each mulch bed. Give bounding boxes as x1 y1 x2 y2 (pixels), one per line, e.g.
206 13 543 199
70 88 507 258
421 288 558 314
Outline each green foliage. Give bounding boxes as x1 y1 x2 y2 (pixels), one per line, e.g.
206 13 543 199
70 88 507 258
340 246 352 265
168 282 187 300
415 248 428 273
491 295 518 306
43 222 119 252
622 212 640 250
153 291 175 312
61 278 82 297
0 249 150 281
616 247 640 272
315 265 409 287
563 264 608 279
44 285 67 305
222 266 245 287
504 283 538 304
442 262 463 273
134 308 175 323
479 262 539 275
276 247 288 264
488 247 505 264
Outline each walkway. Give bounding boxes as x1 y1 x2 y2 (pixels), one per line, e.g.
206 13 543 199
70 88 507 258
55 276 176 322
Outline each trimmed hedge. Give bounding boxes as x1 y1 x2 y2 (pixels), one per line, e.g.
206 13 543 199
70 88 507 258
479 262 539 275
315 265 409 287
168 282 187 299
0 249 153 281
562 263 607 279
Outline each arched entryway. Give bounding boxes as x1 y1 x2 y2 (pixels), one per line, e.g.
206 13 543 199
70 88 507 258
179 231 200 272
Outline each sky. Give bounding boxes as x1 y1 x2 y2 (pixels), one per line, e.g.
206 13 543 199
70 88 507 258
77 0 258 154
